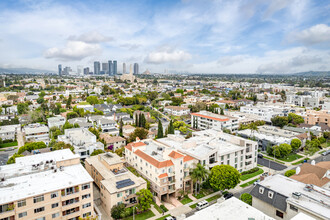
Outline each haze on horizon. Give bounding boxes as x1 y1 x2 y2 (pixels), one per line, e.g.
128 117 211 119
0 0 330 74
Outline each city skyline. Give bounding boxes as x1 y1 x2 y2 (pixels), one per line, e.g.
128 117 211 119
0 0 330 74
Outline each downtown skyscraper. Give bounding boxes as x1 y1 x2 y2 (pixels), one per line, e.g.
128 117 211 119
134 63 139 75
123 63 126 74
94 61 100 75
113 60 117 75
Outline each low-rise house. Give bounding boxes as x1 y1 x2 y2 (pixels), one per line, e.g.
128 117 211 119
99 134 126 151
114 112 130 121
0 149 96 220
164 106 190 116
251 174 330 220
191 111 239 132
123 125 135 138
0 124 20 141
47 116 66 128
23 123 50 145
122 117 134 125
85 152 146 216
76 104 94 113
58 128 104 159
68 117 93 128
96 118 118 136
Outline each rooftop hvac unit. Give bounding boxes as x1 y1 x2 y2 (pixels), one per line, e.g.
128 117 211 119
152 151 158 156
59 166 64 171
304 184 313 192
292 192 301 199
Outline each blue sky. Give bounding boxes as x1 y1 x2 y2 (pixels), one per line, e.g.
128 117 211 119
0 0 330 73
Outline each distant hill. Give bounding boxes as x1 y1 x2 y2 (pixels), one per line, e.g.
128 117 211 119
0 67 54 74
292 71 330 77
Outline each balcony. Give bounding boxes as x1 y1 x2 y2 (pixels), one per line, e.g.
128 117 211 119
0 203 15 215
63 207 80 216
62 197 80 207
62 186 79 197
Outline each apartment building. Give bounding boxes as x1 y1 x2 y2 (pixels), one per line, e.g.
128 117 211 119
47 116 66 128
302 110 330 126
240 104 289 123
0 149 95 220
164 106 190 116
0 124 20 141
125 140 196 201
85 152 146 216
58 128 104 159
191 111 239 132
286 95 320 108
157 129 258 172
251 174 330 220
23 123 50 145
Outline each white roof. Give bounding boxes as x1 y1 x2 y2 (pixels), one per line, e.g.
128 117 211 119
186 197 274 220
0 150 92 204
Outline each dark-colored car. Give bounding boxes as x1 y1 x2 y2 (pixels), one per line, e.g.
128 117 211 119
224 193 233 200
257 153 263 158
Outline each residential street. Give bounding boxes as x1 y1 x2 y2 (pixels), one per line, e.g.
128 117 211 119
257 157 287 170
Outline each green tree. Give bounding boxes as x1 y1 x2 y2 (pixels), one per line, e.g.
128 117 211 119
240 193 252 205
291 139 302 151
136 189 153 212
17 142 47 154
190 163 209 195
111 203 125 220
220 108 224 115
17 103 29 115
168 120 174 134
119 119 123 137
271 116 289 128
157 120 163 139
67 112 79 120
288 113 304 125
89 127 100 139
285 170 296 177
66 94 72 109
51 141 74 153
90 149 105 156
36 96 44 104
7 153 24 164
128 128 149 142
86 96 100 105
209 165 240 191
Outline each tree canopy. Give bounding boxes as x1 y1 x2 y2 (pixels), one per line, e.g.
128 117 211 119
209 165 240 191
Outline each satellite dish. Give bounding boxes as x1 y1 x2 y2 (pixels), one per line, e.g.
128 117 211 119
311 160 315 165
296 167 301 175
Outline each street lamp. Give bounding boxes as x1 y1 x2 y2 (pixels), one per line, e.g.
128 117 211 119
133 206 137 220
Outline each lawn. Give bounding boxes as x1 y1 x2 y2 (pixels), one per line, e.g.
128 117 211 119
151 202 163 214
180 196 193 205
0 141 18 149
206 194 221 202
156 214 171 220
189 203 197 209
240 178 259 188
124 210 155 220
78 101 89 105
240 168 264 181
277 153 303 162
292 158 310 165
193 192 205 199
263 155 285 164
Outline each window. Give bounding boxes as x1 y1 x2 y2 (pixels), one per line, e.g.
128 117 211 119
82 193 91 200
51 192 58 199
259 187 264 194
35 218 45 220
83 212 92 218
51 203 59 208
290 204 298 212
33 195 44 203
52 212 60 218
117 192 122 198
34 207 45 213
17 200 26 207
82 183 90 190
221 156 224 160
268 191 274 199
82 203 91 208
276 210 284 218
19 212 27 218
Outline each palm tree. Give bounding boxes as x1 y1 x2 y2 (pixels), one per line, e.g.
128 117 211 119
190 163 209 196
249 123 259 137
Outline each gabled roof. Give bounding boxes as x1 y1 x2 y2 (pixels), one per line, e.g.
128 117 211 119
298 163 327 179
125 142 146 151
183 155 195 162
168 151 184 159
158 173 168 179
191 113 229 122
134 149 174 168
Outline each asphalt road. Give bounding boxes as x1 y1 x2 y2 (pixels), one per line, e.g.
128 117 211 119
0 153 9 166
234 185 253 199
309 153 330 163
257 158 287 170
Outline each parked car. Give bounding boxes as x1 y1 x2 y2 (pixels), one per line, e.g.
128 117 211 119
322 150 330 156
165 216 176 220
253 179 260 185
224 192 233 200
196 200 209 210
257 153 263 158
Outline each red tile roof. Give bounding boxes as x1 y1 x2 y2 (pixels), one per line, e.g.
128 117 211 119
168 151 184 159
158 173 168 178
191 113 229 122
125 142 146 151
134 149 174 168
183 155 195 162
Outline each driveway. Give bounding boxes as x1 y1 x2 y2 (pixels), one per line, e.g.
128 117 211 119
257 158 287 171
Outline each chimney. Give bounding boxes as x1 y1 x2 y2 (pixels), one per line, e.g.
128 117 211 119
136 137 140 142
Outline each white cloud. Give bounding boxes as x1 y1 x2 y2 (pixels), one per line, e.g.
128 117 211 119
144 47 192 64
289 24 330 45
68 31 113 43
217 55 246 66
44 41 101 61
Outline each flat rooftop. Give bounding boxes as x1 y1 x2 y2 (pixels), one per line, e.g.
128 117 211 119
186 197 274 220
0 150 92 204
259 174 330 219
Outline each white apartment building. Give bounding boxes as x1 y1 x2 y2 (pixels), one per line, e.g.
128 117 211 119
0 149 96 220
286 95 320 108
47 116 66 129
58 128 104 159
85 152 146 216
23 123 50 145
191 111 239 132
125 140 197 201
251 174 330 220
158 130 258 172
164 106 190 116
240 104 290 123
0 124 20 141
